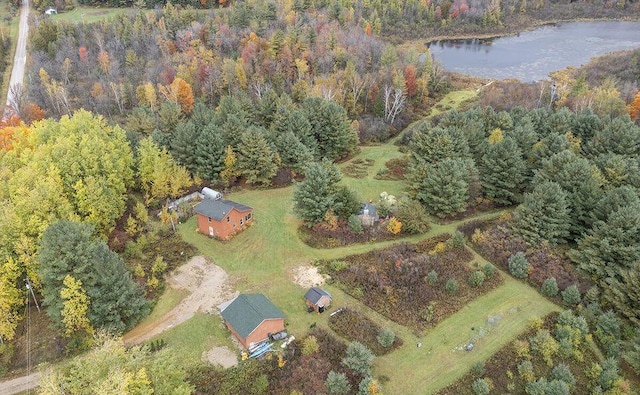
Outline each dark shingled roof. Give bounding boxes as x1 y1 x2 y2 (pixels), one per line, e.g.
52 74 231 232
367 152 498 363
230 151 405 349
304 287 332 304
220 294 285 339
194 199 252 221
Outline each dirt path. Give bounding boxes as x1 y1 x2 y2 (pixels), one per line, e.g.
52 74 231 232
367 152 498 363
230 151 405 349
3 0 29 120
0 372 41 395
123 255 236 345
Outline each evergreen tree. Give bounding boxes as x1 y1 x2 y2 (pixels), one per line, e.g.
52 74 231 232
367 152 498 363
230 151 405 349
195 122 226 181
190 100 214 130
532 150 603 237
592 153 640 190
569 205 640 324
510 117 539 154
257 89 279 127
170 121 200 174
409 123 470 165
408 158 471 218
221 114 251 151
236 127 280 186
332 186 361 220
342 341 375 376
584 116 640 158
480 137 526 205
571 109 603 142
39 221 149 334
303 98 358 160
86 243 150 333
293 162 340 226
592 186 640 223
274 130 314 174
530 133 570 168
512 181 571 245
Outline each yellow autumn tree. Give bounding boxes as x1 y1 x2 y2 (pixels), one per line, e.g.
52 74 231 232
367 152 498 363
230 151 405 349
488 128 504 144
220 145 239 186
135 82 158 111
60 275 93 337
137 138 193 205
158 77 194 115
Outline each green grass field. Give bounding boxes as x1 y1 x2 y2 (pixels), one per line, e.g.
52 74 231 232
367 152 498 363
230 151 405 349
48 6 126 24
429 89 477 117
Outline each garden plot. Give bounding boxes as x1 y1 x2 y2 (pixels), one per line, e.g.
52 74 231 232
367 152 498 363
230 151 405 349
319 235 503 332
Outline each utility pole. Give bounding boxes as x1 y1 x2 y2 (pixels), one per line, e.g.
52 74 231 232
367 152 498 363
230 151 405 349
24 277 40 313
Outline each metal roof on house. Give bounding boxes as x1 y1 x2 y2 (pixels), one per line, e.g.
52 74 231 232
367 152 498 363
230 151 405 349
194 199 252 221
304 287 332 304
220 294 285 339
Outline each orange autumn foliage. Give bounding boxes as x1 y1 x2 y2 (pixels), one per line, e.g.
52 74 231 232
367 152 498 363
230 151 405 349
0 123 30 151
628 91 640 122
21 103 46 125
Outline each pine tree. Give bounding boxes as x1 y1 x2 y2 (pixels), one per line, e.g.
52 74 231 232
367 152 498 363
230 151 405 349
569 205 640 324
195 122 226 181
409 123 470 165
274 130 314 174
512 181 571 245
532 150 603 237
86 243 150 333
408 158 471 218
585 117 640 157
591 186 640 223
170 121 200 174
293 161 342 226
480 137 526 205
236 127 280 186
39 221 150 334
303 98 358 161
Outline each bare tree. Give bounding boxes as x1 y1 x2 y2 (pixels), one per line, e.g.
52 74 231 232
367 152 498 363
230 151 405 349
383 84 406 124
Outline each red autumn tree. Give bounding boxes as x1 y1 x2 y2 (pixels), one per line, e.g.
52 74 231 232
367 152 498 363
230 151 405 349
404 64 418 98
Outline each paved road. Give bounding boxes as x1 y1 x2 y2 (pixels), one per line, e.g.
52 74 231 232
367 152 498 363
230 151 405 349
3 0 29 119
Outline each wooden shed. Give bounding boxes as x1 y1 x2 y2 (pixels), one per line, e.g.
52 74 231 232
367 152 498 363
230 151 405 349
304 287 332 313
220 294 285 349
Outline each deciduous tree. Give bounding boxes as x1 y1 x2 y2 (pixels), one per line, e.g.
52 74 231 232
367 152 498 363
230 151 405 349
137 137 193 206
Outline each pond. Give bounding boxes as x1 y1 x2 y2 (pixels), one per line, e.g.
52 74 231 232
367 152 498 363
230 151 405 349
428 21 640 82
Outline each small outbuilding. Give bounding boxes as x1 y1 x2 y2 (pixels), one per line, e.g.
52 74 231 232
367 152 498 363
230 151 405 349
220 294 286 349
194 199 253 240
304 287 332 313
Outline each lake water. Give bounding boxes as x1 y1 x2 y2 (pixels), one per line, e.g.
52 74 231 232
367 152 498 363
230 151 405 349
428 21 640 82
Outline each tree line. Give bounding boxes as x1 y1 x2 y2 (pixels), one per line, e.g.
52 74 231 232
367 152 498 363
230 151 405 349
23 1 441 126
405 105 640 329
0 110 193 342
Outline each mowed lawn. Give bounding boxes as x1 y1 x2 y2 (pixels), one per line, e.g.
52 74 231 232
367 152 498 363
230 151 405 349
48 6 126 24
375 275 560 394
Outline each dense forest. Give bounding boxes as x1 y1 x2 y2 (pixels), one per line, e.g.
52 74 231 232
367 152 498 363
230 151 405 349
1 0 640 392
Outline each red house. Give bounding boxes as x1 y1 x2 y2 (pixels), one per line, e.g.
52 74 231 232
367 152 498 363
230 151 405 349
194 199 253 240
219 294 286 349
